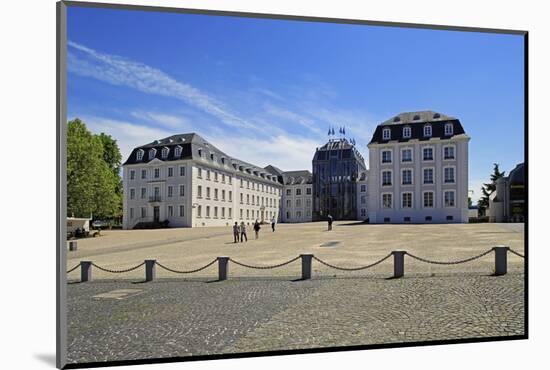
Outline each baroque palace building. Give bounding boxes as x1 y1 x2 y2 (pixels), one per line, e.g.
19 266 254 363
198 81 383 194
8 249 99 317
122 110 470 229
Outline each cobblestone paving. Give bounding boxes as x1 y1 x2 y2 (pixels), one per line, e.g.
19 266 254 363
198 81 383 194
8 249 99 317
67 274 524 364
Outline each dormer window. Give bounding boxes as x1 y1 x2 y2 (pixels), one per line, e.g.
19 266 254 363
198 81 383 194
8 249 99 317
444 123 454 135
433 113 441 119
174 145 182 158
198 149 202 157
136 149 144 161
413 114 421 121
382 128 391 140
403 126 411 138
210 153 215 161
424 124 432 137
221 157 225 164
148 148 157 160
393 116 401 123
161 147 169 159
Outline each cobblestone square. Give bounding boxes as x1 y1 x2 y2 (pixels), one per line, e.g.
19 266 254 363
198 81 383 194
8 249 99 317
66 222 525 364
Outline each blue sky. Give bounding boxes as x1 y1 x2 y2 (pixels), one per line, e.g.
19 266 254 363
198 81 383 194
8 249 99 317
67 6 525 202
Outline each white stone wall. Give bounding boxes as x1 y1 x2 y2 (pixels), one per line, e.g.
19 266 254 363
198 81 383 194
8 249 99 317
281 183 313 223
356 180 368 221
367 136 470 223
123 159 282 229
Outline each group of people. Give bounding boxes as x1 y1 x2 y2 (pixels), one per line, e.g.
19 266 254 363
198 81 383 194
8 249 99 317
233 217 277 243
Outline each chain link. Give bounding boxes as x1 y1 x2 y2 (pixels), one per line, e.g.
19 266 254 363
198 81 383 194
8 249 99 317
508 249 525 258
312 253 393 271
155 259 218 274
66 264 80 274
405 249 494 265
91 262 145 273
229 256 301 270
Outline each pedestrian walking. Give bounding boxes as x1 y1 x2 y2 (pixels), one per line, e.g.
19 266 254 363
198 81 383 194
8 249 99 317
240 221 248 242
271 217 276 232
253 220 261 239
327 214 333 231
233 222 240 243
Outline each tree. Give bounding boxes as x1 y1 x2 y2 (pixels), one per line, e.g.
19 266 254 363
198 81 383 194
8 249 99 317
67 119 121 219
477 163 506 215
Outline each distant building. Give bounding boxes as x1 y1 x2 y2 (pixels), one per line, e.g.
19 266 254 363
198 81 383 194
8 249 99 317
487 163 525 222
367 111 470 223
356 171 369 221
312 138 367 221
280 171 313 223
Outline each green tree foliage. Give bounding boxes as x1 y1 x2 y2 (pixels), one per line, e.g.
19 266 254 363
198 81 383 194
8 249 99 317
477 163 506 215
67 119 122 219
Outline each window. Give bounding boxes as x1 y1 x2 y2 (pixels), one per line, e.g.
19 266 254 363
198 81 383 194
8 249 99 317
229 191 232 201
247 181 250 189
141 207 146 218
402 193 413 208
444 123 454 135
206 187 211 199
130 170 135 180
306 187 312 195
382 171 392 186
168 167 174 177
246 210 250 219
161 147 169 159
425 216 432 221
404 217 411 222
306 198 312 208
423 168 434 184
148 148 156 160
360 184 366 192
382 193 392 208
129 188 135 200
423 192 434 208
403 126 411 138
296 188 302 195
167 186 173 198
222 190 226 201
444 167 455 183
197 205 202 218
240 179 243 187
401 148 412 162
361 195 366 204
382 128 391 140
444 146 455 160
198 149 202 157
214 207 218 218
286 199 291 207
140 187 146 199
360 209 366 217
179 185 185 197
402 169 412 185
180 166 186 176
221 174 225 183
130 208 134 219
239 209 243 219
214 189 218 200
206 206 210 218
141 169 147 179
444 191 456 207
296 211 302 218
446 215 454 221
214 172 218 182
286 189 291 196
247 194 250 204
221 207 225 218
174 145 182 158
136 149 144 161
167 205 173 217
286 211 290 220
228 176 232 185
296 199 302 207
424 125 432 137
210 153 215 161
154 168 160 178
240 193 243 204
384 217 391 223
228 208 232 218
197 185 202 198
207 170 211 180
381 150 392 163
423 147 433 161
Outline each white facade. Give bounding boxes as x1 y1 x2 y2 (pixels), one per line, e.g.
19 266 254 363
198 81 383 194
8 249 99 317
123 158 282 229
367 136 470 223
281 183 313 223
356 172 369 221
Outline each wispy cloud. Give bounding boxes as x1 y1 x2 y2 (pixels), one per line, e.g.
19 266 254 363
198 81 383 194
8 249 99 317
130 111 191 130
68 41 256 131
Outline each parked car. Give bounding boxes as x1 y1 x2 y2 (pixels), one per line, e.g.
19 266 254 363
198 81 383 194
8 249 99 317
92 220 108 228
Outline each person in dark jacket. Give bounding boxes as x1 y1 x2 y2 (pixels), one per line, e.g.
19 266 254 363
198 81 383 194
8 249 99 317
327 214 333 231
253 220 261 239
271 217 276 232
240 221 248 242
233 222 240 243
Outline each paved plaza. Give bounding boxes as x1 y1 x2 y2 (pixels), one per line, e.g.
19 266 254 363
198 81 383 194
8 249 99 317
65 222 525 364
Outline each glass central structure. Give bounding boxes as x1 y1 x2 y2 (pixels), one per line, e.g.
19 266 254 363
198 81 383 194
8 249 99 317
312 138 367 221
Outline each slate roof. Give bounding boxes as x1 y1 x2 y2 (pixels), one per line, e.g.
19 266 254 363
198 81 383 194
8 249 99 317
281 170 313 185
369 111 467 145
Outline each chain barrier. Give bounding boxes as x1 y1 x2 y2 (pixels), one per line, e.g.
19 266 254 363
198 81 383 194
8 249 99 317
312 253 393 271
508 249 525 258
155 259 218 274
66 264 80 274
91 262 145 274
229 255 301 270
405 249 494 265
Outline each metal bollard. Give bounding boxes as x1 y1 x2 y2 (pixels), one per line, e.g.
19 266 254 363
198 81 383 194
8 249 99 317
300 254 313 280
145 260 156 282
493 246 509 276
68 241 77 251
392 251 406 278
218 257 229 281
81 261 92 282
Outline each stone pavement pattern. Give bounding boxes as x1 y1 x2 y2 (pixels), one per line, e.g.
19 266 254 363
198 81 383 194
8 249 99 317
67 274 524 364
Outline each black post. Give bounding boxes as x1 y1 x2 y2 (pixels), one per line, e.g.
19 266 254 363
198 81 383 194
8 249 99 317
392 251 406 278
301 254 313 280
218 257 229 281
493 246 509 276
145 260 156 282
80 261 92 282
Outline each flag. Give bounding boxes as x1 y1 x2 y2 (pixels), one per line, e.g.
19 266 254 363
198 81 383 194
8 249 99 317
343 126 346 135
327 126 331 136
331 127 335 135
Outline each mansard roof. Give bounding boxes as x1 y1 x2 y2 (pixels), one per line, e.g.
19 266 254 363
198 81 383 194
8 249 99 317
369 110 467 145
281 170 313 185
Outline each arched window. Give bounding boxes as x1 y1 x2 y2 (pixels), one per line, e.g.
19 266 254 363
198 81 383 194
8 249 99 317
161 147 169 159
174 145 182 158
382 128 391 140
148 148 156 160
423 124 432 137
403 126 411 138
444 123 454 135
136 149 144 161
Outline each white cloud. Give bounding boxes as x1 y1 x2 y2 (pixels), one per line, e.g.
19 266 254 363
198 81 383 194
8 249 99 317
68 41 256 131
130 111 191 129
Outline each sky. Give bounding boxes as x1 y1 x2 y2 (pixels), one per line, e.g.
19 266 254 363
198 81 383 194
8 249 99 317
66 6 525 202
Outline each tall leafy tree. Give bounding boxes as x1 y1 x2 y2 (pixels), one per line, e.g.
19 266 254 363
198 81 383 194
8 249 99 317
477 163 506 215
67 119 121 219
